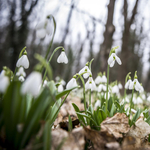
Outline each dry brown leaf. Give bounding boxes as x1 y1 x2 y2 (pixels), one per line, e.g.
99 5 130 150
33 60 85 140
51 127 85 150
84 126 117 150
128 117 150 139
101 113 130 138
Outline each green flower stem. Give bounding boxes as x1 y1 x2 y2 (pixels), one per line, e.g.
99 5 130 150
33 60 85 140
50 92 70 128
44 16 56 60
89 58 94 71
105 65 110 116
42 46 64 84
76 74 87 114
89 89 91 106
129 88 134 116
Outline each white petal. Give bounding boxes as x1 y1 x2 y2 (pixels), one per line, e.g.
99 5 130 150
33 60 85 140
115 55 122 65
18 76 25 82
16 55 29 69
21 72 42 97
46 20 53 35
0 76 9 93
101 75 107 83
0 70 5 79
129 81 134 90
16 67 26 77
94 100 101 109
66 78 77 89
95 76 101 84
58 84 64 92
118 83 122 89
102 85 106 91
108 54 114 66
36 29 46 39
109 60 115 67
36 20 46 30
83 73 90 79
98 84 103 92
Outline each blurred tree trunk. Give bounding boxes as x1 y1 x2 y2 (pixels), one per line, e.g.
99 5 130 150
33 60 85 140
4 0 39 71
94 0 116 74
119 0 139 84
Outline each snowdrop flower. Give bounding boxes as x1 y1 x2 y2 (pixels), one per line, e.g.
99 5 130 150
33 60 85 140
147 96 150 102
66 76 78 89
36 17 53 39
0 70 9 93
57 50 68 64
85 76 97 91
94 100 101 109
101 75 107 83
21 71 42 97
16 55 29 69
108 53 122 67
60 80 66 86
118 83 123 89
79 63 92 79
125 79 132 89
16 67 26 77
104 92 110 100
112 85 119 94
95 76 102 85
58 84 64 92
97 84 106 92
129 78 142 92
18 76 25 82
136 97 143 104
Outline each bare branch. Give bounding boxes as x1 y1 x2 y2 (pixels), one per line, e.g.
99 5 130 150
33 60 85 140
129 0 139 26
26 0 39 16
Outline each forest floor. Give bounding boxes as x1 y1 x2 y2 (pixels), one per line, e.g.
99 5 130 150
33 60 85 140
51 95 150 150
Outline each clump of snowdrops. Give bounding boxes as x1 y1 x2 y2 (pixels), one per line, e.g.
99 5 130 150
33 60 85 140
0 15 150 150
0 15 77 150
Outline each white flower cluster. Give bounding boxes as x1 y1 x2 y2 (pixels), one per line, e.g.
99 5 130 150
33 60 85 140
16 54 29 82
125 77 144 93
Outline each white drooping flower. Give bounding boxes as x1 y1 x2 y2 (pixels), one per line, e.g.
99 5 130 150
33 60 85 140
94 100 101 109
16 55 29 69
58 84 64 92
101 75 107 83
129 78 142 92
125 79 132 89
118 83 123 89
85 76 97 91
104 92 110 100
18 76 25 82
66 77 78 89
21 72 42 97
79 65 92 79
112 85 119 94
57 51 68 64
108 53 122 67
0 70 9 93
60 80 66 86
95 76 102 85
147 96 150 102
16 67 26 77
36 17 53 39
97 84 106 92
